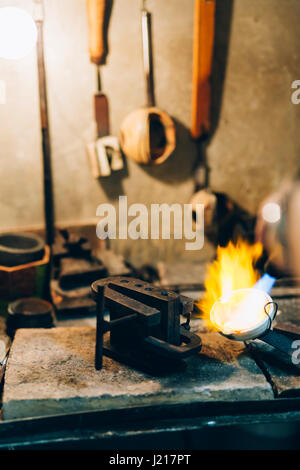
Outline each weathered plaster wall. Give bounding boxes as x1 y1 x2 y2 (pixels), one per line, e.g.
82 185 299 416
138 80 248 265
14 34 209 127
209 0 300 214
0 0 299 265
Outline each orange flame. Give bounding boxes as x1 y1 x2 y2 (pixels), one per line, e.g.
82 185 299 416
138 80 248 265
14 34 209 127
196 239 263 329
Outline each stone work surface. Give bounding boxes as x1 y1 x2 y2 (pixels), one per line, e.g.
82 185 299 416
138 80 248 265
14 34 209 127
0 317 10 357
248 340 300 398
248 296 300 398
3 326 273 420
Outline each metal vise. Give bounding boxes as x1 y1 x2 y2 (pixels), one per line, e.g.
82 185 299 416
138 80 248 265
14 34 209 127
91 277 202 374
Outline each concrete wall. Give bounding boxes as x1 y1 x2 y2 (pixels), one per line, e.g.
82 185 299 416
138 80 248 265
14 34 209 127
0 0 299 265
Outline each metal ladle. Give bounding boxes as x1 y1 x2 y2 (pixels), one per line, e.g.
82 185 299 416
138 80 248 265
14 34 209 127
210 288 297 358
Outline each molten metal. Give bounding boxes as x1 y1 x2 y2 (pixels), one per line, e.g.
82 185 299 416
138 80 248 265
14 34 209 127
210 288 272 336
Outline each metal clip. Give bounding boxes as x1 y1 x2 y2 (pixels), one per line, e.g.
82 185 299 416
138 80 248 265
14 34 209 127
264 301 278 330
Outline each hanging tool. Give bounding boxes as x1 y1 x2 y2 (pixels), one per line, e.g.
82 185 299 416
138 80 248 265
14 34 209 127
86 0 123 178
191 0 216 189
34 0 55 245
119 1 176 165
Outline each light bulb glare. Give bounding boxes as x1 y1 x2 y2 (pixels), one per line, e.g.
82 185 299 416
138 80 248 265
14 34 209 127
262 202 281 224
0 7 37 60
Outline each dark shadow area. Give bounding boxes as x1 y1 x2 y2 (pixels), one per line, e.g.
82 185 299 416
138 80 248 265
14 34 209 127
162 353 237 387
191 190 257 248
20 422 300 450
101 0 114 65
250 342 300 378
131 118 198 185
209 0 235 138
97 152 128 201
1 397 300 449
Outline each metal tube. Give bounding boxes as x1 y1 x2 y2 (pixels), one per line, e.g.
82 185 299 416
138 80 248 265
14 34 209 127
95 284 105 370
259 329 296 358
97 65 102 93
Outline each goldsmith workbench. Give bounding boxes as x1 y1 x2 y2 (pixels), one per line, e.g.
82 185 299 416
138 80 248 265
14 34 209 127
0 284 299 449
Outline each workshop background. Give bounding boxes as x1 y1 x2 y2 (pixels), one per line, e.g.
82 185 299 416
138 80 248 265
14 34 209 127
0 0 300 450
0 0 300 265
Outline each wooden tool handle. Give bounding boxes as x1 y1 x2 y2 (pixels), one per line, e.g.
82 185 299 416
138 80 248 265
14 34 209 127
191 0 216 139
86 0 107 64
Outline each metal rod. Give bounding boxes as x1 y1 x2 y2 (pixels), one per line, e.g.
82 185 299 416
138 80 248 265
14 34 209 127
259 329 296 358
95 284 105 370
141 8 155 107
36 17 55 246
0 353 8 386
97 65 102 93
105 313 138 329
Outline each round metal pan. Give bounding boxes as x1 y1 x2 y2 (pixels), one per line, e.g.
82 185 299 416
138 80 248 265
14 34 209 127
210 288 277 341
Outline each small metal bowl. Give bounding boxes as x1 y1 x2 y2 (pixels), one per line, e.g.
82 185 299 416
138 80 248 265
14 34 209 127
210 288 277 341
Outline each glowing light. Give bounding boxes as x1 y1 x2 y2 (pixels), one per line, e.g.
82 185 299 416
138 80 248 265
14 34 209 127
262 202 281 224
254 273 276 293
197 237 276 336
210 287 272 335
196 239 263 328
0 7 37 60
